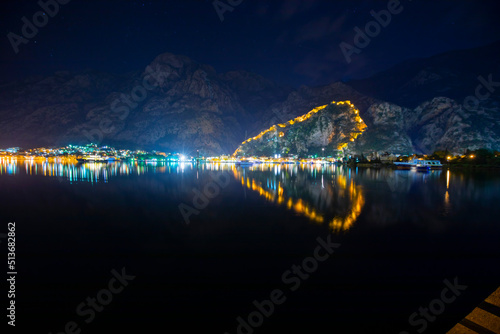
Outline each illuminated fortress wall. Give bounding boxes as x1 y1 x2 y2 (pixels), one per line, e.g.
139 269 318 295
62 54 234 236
233 101 366 157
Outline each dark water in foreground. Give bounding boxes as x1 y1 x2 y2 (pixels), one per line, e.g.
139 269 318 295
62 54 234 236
1 159 500 333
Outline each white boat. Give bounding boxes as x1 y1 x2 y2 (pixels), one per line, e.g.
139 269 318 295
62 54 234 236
410 159 443 169
393 159 442 171
76 154 108 163
414 162 431 172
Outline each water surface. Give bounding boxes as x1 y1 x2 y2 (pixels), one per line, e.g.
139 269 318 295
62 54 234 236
1 159 499 333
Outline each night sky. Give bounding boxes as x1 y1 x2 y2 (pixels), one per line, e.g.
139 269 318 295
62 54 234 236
1 0 499 87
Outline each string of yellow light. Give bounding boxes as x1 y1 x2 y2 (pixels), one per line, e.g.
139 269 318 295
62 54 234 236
233 100 365 156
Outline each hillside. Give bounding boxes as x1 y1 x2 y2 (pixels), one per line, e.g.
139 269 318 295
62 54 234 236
0 42 499 155
234 101 366 157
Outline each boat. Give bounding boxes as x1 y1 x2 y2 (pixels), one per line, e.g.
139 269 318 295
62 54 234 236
104 156 120 162
236 159 254 166
410 159 443 169
422 160 443 169
393 159 443 170
76 155 108 163
415 163 431 172
412 160 431 172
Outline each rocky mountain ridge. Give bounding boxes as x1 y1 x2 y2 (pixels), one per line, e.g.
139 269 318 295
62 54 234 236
234 101 366 157
0 43 499 155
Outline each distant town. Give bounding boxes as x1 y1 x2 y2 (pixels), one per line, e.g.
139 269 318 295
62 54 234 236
1 143 499 168
0 144 191 163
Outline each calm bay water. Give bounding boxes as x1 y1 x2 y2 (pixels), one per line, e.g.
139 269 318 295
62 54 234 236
1 159 499 333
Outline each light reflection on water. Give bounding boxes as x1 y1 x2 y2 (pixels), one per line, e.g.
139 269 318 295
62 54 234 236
0 158 197 183
1 159 366 230
232 164 365 232
2 158 498 334
2 158 499 232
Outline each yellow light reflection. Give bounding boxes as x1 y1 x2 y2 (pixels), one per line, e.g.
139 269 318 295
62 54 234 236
329 180 364 232
233 168 365 231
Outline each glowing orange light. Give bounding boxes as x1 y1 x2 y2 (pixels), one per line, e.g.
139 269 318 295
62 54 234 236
233 101 366 156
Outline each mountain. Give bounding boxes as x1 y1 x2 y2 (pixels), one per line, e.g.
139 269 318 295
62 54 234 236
349 41 500 108
0 70 124 148
0 43 499 155
0 53 287 155
352 98 500 155
234 101 366 157
347 41 500 154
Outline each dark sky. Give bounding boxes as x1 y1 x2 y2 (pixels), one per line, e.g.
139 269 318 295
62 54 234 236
1 0 499 87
